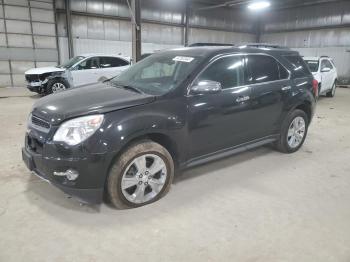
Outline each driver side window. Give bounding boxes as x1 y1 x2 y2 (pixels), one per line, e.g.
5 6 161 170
321 60 333 70
77 57 100 70
197 56 245 89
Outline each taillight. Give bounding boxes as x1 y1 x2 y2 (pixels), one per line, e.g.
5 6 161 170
312 79 318 97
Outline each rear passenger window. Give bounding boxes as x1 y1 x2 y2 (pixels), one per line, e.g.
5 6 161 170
284 55 310 78
246 55 280 84
197 56 245 89
100 57 129 68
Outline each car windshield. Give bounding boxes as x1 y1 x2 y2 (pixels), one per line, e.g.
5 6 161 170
59 56 85 69
110 52 203 95
304 60 319 73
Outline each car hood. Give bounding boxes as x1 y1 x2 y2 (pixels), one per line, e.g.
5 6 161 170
32 83 156 125
25 67 65 75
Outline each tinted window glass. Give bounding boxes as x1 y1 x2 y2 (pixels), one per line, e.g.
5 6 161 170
278 63 290 79
77 57 99 70
321 60 333 70
284 55 310 78
305 60 319 72
100 57 129 68
197 56 245 89
246 55 280 84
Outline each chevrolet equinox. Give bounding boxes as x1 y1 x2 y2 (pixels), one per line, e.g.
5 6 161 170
22 46 317 208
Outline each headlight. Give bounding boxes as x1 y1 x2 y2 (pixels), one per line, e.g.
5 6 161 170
53 114 104 146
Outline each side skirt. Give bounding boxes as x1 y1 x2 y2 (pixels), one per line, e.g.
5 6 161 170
181 135 279 169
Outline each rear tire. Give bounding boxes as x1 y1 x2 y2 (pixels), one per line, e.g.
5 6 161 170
274 109 309 154
107 140 174 209
326 81 336 97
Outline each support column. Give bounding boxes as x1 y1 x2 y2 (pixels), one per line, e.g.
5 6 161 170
255 16 262 43
184 0 191 46
131 0 141 63
65 0 74 58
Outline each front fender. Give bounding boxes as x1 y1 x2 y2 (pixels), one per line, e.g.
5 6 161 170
45 70 72 88
89 98 188 161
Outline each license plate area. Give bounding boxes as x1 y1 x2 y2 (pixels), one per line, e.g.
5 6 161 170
28 82 42 87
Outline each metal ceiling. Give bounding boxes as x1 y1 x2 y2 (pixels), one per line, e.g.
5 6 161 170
193 0 346 10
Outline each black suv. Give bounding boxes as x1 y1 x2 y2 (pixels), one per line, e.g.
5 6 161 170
22 46 317 208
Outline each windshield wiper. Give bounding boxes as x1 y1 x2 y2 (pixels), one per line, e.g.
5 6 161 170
109 82 143 94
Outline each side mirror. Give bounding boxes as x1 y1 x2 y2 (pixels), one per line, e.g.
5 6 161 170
321 67 331 72
190 80 222 95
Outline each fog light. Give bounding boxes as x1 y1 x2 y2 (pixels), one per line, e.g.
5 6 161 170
53 169 79 181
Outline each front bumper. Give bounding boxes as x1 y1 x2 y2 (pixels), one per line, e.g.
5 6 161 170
26 81 45 93
21 137 112 204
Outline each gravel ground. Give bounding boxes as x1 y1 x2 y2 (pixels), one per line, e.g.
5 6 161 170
0 87 349 262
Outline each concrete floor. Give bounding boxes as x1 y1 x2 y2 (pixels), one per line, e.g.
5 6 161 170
0 87 350 262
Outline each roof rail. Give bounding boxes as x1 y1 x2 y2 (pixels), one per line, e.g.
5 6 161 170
242 43 290 49
188 43 234 47
320 55 330 58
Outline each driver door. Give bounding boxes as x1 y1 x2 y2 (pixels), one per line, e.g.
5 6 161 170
71 57 101 87
187 55 255 159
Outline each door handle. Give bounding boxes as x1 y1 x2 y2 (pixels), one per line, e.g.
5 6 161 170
281 86 291 91
236 96 250 103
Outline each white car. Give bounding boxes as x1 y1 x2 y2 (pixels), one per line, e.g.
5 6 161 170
25 54 130 95
303 56 338 97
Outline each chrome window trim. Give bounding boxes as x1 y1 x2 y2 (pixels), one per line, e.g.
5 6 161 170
186 52 291 96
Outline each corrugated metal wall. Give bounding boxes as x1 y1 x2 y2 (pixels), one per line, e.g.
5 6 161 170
260 1 350 84
0 0 58 87
1 0 256 87
55 0 255 63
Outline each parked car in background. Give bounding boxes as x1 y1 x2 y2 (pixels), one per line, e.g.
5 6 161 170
24 54 130 95
22 45 317 208
303 56 338 97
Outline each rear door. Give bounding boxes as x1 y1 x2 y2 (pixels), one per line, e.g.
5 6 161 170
246 54 291 138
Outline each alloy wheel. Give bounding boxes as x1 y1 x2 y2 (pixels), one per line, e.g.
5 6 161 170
121 154 167 204
52 82 66 93
287 116 306 148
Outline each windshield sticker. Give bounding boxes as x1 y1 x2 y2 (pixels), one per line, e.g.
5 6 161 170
173 56 194 63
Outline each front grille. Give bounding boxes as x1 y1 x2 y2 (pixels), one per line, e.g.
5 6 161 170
25 74 39 82
31 115 50 130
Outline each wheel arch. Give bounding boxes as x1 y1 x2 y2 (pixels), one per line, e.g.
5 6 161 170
107 131 180 176
103 131 180 200
293 101 312 124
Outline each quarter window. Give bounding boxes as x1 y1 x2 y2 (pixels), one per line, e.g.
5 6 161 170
246 55 280 84
196 56 245 89
284 55 310 78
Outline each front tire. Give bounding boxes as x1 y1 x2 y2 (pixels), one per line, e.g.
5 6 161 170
274 109 309 153
107 140 174 209
46 79 68 95
326 81 336 97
